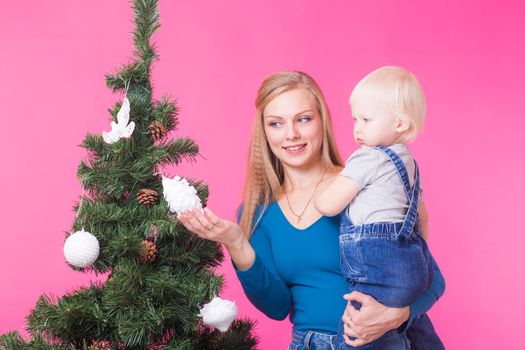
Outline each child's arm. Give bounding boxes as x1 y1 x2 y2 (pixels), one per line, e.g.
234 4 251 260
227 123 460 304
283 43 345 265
316 148 376 217
418 201 428 241
314 175 360 217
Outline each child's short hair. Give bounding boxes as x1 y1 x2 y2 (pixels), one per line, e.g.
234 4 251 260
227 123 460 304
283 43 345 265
350 66 426 142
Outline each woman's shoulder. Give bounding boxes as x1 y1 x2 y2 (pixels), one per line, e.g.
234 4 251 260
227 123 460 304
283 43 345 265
326 166 343 179
236 201 279 226
256 201 279 222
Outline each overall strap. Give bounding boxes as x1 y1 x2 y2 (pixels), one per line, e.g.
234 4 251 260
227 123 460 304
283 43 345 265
399 163 420 238
374 146 421 239
375 146 411 196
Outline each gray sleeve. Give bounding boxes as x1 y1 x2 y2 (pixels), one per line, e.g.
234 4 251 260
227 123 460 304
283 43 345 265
339 148 380 190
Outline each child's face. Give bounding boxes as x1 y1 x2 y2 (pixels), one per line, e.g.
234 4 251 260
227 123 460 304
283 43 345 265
351 94 400 148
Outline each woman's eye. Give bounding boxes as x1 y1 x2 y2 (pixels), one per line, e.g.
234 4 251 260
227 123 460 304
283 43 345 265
269 121 282 127
298 116 311 123
363 118 369 123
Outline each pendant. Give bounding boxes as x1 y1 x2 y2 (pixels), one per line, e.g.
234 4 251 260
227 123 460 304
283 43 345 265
296 216 302 223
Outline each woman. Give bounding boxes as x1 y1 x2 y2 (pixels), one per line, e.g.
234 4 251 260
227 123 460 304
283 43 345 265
178 71 445 349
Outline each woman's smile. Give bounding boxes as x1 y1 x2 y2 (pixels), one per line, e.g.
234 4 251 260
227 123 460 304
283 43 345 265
282 143 307 154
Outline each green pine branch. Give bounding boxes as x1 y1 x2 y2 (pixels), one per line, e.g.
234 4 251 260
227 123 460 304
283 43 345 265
105 61 151 94
0 331 69 350
153 97 179 131
27 286 107 347
132 0 160 62
155 137 199 166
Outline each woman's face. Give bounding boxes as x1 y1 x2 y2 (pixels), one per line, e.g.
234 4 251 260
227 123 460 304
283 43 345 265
263 88 323 170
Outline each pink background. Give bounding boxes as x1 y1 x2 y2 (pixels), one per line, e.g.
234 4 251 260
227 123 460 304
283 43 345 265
1 1 524 349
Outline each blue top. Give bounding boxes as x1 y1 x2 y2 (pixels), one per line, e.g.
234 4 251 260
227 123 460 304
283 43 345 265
235 202 445 333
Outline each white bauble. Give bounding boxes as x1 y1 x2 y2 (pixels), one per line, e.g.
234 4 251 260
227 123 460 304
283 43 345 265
63 229 100 268
199 296 238 332
162 176 202 214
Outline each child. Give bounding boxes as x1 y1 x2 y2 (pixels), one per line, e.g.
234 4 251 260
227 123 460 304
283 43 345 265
314 66 444 350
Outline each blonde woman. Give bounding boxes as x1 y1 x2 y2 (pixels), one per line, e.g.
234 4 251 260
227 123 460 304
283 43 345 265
178 71 445 349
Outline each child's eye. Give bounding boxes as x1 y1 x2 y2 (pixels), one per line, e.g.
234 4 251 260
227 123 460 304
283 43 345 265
363 118 370 123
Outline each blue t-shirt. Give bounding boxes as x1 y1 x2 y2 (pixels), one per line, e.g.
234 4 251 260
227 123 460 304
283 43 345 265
235 202 445 333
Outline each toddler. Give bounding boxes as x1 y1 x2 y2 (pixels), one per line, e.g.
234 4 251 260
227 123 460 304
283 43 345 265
314 66 444 350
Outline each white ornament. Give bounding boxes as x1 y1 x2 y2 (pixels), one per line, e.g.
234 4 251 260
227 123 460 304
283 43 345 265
63 229 100 268
199 296 238 332
162 175 202 214
102 96 136 144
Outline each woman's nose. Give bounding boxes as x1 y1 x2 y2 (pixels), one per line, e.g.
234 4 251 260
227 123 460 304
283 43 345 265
286 124 300 140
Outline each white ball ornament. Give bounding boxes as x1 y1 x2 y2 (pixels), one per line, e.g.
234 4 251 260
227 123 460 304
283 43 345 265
199 296 238 332
162 176 202 214
63 229 100 268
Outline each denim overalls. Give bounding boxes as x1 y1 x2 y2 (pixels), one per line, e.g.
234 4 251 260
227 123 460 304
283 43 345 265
288 329 337 350
334 146 444 350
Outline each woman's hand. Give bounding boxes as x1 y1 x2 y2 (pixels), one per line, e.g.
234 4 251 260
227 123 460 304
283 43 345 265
342 291 410 347
177 207 256 270
177 207 243 248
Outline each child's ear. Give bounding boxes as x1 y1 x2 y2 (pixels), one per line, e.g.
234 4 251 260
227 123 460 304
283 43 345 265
395 114 411 133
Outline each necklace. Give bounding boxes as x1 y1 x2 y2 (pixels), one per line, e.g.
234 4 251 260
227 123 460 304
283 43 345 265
284 168 327 224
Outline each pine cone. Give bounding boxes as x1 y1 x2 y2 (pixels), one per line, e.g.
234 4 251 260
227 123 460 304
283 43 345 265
88 340 111 350
148 120 168 141
137 188 158 205
140 239 158 263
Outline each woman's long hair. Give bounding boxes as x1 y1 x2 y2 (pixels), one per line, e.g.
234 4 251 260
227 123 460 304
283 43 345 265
239 71 343 237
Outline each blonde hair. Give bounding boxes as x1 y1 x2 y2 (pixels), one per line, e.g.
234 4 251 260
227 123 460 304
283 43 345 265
239 71 343 237
350 66 426 142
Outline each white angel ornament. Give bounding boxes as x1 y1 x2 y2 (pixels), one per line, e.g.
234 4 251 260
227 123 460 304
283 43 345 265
102 96 135 144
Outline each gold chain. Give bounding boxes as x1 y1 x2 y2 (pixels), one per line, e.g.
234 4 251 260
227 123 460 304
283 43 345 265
284 168 327 224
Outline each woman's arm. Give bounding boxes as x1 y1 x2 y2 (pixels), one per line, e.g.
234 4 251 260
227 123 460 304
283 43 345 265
341 256 445 346
177 207 292 320
234 225 292 320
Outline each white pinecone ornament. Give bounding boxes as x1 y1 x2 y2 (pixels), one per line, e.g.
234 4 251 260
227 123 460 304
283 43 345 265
63 229 100 268
199 296 238 332
162 176 202 214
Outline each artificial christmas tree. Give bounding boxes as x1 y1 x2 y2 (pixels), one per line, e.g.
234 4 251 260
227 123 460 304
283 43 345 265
0 1 257 349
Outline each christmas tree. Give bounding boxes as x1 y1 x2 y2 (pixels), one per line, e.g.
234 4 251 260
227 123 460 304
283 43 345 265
0 1 257 349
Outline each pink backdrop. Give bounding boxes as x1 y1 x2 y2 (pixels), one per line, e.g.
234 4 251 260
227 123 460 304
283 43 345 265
1 1 524 349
